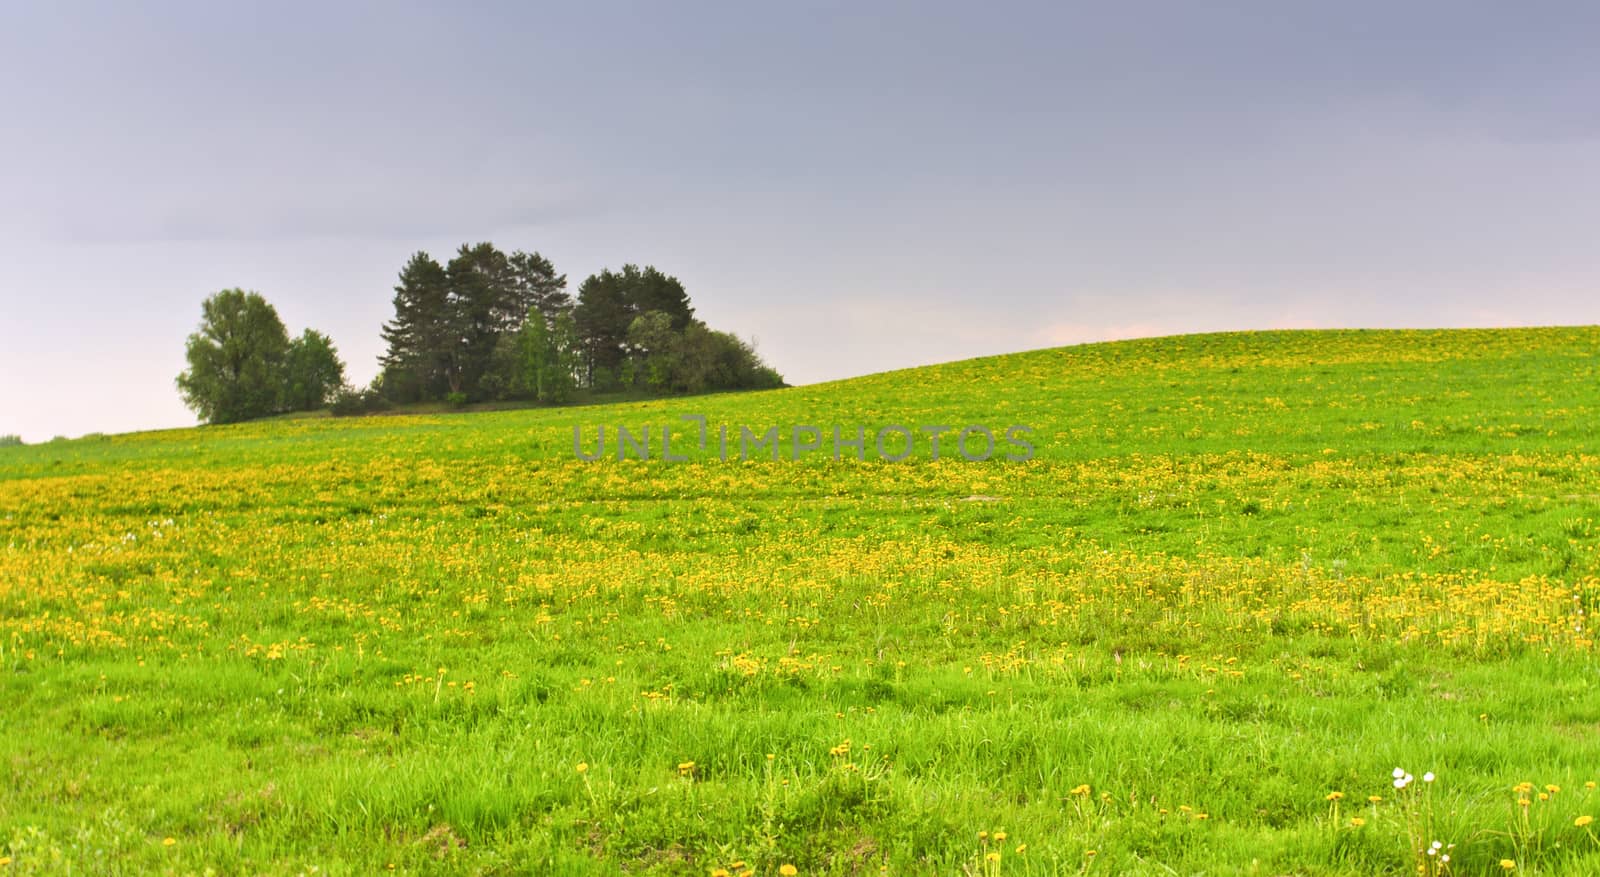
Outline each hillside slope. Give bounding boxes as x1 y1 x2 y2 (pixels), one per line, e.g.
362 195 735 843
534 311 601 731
2 327 1599 874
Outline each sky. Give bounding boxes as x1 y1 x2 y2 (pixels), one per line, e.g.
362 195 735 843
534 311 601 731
2 1 1599 442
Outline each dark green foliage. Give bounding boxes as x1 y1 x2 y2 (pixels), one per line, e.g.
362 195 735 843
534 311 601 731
376 246 779 404
574 265 695 386
329 384 392 417
508 250 570 323
621 313 785 395
379 245 572 403
282 330 347 411
379 252 453 400
0 435 22 447
176 290 347 424
176 289 292 424
445 243 516 397
573 269 634 384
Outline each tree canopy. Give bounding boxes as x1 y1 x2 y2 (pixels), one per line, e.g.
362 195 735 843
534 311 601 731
176 289 347 425
178 243 782 425
283 330 347 412
375 243 779 406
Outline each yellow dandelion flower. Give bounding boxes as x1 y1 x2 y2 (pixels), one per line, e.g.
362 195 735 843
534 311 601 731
1326 791 1344 801
1500 860 1516 870
575 762 589 773
779 866 798 877
1349 817 1366 827
1368 795 1383 803
1070 784 1091 796
162 837 176 847
1577 815 1594 827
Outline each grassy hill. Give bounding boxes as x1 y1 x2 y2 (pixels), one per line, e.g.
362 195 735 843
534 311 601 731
2 327 1599 874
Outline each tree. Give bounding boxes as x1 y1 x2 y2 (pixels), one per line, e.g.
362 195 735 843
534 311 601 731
547 310 580 402
520 307 553 401
573 269 633 386
508 250 570 323
282 329 346 411
573 264 694 386
626 310 679 393
379 252 452 402
446 243 516 398
697 326 784 391
512 306 581 404
632 266 693 329
176 289 291 424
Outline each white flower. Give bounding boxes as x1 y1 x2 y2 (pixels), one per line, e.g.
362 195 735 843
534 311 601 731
1423 772 1435 783
1432 841 1443 850
1393 767 1406 779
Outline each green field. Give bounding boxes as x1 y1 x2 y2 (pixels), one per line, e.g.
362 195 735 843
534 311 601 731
4 327 1600 875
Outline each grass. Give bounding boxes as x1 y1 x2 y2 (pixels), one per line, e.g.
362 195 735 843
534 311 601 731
2 326 1599 875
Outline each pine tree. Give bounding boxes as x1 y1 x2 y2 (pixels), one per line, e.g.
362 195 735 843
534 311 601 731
379 252 451 400
446 243 516 397
573 264 696 386
508 250 570 323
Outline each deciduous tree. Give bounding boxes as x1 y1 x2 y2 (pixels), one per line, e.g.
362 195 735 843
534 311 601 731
176 289 291 424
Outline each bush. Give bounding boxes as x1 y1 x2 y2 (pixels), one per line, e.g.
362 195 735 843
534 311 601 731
0 434 22 447
374 366 426 404
747 366 786 390
445 391 469 407
329 385 393 417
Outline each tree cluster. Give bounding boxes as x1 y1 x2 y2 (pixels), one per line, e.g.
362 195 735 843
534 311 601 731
377 244 574 404
376 244 781 404
176 289 346 424
172 245 782 426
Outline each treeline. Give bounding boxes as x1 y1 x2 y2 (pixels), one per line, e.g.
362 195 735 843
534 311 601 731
373 244 782 406
176 289 346 424
174 246 781 425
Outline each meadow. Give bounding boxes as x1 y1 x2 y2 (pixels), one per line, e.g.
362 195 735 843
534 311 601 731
3 327 1599 875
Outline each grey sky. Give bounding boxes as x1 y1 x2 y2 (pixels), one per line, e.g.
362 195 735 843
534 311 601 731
3 1 1598 442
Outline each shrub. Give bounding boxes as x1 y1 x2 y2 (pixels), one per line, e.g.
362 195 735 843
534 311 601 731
329 385 392 417
0 434 22 447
